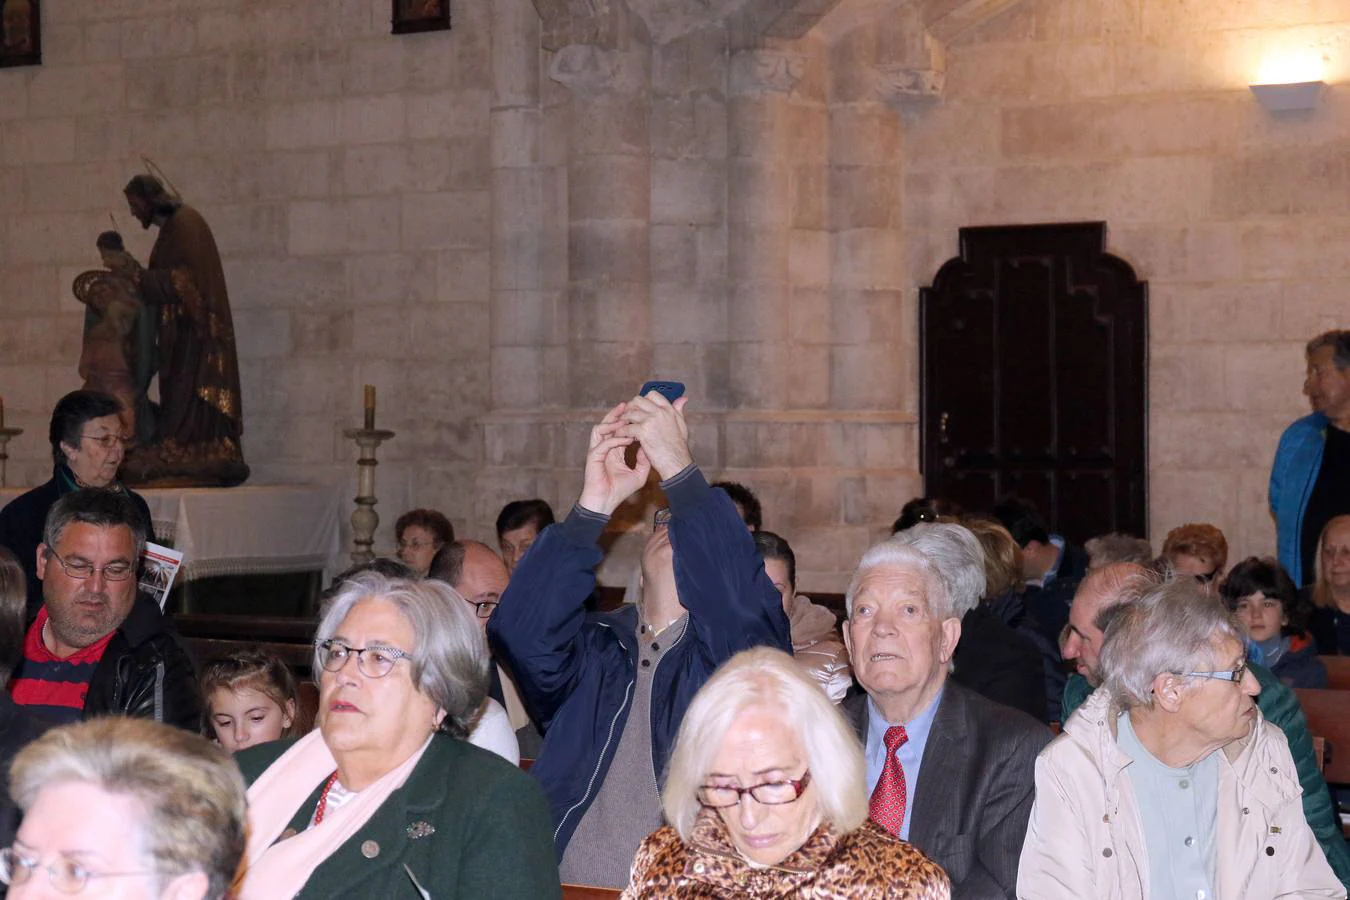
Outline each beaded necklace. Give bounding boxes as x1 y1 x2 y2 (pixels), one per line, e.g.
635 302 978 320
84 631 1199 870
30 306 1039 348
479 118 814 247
312 771 341 825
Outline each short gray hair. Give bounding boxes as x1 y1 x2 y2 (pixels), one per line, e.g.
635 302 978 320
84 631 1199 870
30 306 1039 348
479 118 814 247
1307 329 1350 370
661 647 868 840
315 571 488 739
1098 578 1246 710
11 717 246 899
43 488 147 561
845 523 986 619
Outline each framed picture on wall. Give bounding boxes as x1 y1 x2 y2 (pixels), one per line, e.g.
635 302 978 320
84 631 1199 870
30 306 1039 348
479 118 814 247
392 0 450 35
0 0 40 68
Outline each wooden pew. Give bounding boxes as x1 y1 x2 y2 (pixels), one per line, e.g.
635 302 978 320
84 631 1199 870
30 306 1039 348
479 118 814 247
1322 656 1350 691
562 886 621 900
1294 688 1350 784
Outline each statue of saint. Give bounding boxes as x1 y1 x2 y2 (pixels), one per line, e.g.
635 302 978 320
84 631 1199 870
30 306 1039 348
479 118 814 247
115 174 249 487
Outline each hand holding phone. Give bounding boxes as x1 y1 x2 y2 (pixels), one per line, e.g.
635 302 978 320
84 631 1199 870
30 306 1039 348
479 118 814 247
639 381 685 403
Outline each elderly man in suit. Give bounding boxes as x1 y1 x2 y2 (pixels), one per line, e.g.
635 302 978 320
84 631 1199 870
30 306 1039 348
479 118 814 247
841 522 1051 900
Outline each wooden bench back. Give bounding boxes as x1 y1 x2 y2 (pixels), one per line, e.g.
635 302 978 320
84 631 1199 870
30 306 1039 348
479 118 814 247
1322 656 1350 691
1294 688 1350 784
562 886 622 900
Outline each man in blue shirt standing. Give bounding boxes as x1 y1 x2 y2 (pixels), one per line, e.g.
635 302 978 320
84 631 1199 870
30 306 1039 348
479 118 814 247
840 523 1050 899
1271 330 1350 587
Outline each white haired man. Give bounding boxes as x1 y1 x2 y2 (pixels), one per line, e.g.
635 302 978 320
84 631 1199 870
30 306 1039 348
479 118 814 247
840 523 1051 900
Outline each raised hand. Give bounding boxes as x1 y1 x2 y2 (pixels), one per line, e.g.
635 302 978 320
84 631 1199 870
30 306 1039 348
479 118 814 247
577 402 653 516
618 393 692 481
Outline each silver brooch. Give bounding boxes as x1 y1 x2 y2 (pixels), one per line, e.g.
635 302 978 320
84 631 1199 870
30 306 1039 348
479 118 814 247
406 821 436 840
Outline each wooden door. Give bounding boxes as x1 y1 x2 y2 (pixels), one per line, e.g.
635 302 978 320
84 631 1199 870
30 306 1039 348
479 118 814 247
919 222 1148 542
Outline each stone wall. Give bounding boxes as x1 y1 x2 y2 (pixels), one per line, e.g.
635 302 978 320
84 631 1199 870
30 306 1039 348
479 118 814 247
895 0 1350 570
3 0 1347 592
0 0 501 567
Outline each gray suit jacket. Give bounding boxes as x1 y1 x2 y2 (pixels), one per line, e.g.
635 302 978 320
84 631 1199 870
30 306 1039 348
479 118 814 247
842 681 1051 900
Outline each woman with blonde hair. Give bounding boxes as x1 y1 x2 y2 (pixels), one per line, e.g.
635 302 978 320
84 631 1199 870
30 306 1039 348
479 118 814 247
1307 515 1350 655
623 647 949 899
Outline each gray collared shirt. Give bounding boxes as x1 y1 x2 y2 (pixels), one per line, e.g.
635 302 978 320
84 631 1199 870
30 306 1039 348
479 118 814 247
1117 711 1220 900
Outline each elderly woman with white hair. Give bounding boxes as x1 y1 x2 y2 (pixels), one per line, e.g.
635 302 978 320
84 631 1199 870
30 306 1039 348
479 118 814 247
2 717 244 900
622 646 950 899
1018 577 1345 900
235 572 561 900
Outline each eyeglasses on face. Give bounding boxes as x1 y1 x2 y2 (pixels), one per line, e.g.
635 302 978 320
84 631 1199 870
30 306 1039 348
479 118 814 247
1177 661 1249 684
80 433 132 450
316 639 414 678
697 771 812 808
0 846 156 894
462 596 498 619
43 546 135 582
1194 570 1220 584
653 507 673 528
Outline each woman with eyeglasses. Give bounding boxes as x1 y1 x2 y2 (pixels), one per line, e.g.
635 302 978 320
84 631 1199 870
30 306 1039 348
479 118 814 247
1019 577 1343 899
621 647 950 899
234 571 560 900
0 390 153 619
2 716 245 900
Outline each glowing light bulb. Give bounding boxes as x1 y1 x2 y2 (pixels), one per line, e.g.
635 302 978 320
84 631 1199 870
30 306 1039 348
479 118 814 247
1255 50 1326 86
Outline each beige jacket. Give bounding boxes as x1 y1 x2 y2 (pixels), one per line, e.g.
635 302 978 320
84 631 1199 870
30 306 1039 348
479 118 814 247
789 594 852 703
1017 687 1345 900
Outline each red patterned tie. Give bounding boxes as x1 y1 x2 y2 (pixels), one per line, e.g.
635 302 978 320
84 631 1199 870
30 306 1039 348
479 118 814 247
869 725 909 837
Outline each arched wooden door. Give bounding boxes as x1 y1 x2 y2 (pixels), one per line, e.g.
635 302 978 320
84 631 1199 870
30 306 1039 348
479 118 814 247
919 222 1148 542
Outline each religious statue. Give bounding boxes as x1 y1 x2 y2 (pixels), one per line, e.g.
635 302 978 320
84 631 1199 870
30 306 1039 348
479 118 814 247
71 246 146 442
97 174 250 487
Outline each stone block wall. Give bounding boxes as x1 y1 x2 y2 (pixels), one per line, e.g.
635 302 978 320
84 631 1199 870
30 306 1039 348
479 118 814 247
5 0 1348 593
0 0 501 562
895 0 1350 568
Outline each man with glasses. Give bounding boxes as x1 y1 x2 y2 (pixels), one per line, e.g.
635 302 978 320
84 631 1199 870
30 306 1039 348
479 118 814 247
0 390 153 619
489 389 791 888
428 539 540 755
1060 564 1350 889
8 489 199 730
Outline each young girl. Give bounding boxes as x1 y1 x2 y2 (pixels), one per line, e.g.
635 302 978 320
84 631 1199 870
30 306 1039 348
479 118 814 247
200 648 305 753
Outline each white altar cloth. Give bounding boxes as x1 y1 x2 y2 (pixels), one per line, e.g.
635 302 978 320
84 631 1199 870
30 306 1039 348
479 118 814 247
0 484 343 581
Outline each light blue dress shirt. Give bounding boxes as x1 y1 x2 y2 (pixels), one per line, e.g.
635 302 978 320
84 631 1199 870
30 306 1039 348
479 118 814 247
1117 711 1219 900
864 687 944 840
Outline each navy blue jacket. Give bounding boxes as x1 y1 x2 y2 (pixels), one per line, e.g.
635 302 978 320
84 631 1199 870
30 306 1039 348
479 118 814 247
488 466 791 856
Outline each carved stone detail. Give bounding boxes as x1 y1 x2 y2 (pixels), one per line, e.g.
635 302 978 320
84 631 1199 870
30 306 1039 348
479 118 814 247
730 49 806 96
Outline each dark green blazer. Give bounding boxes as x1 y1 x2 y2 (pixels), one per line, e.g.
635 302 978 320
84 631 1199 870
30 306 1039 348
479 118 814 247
236 734 562 900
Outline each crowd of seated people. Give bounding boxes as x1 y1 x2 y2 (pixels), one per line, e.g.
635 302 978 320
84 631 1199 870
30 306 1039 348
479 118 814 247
2 344 1350 898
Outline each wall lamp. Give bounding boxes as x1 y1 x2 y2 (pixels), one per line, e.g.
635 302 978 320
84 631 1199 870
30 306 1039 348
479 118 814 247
1250 50 1327 113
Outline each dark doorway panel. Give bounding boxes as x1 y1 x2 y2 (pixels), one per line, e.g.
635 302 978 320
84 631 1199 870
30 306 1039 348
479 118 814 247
919 222 1148 543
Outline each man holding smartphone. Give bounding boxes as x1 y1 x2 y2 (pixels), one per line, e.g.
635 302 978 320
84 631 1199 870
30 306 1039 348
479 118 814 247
489 387 792 888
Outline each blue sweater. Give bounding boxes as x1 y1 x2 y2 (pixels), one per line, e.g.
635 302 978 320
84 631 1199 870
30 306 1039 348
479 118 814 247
1270 412 1329 586
487 466 792 855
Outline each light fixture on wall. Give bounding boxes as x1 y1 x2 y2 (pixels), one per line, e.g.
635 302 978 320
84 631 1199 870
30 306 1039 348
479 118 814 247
1250 49 1327 113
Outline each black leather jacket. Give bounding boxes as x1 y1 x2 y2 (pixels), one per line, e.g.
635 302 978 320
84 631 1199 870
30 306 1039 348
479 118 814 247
82 595 200 730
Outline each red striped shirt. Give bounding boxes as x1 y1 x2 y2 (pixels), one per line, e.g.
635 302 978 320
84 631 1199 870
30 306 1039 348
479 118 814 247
9 608 115 724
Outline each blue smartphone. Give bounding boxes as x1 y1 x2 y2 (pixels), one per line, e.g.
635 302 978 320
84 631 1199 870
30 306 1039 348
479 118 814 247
639 380 685 403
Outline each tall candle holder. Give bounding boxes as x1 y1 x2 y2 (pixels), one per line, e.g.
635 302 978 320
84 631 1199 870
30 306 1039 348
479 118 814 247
0 428 21 488
342 427 396 566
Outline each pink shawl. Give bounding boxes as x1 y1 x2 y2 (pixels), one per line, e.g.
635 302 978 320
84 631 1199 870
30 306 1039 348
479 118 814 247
239 730 432 899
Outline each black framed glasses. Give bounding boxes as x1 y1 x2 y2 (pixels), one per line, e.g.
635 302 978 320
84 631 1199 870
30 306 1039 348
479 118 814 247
1178 661 1249 684
697 772 812 808
0 846 156 894
396 538 441 551
43 546 135 582
1194 569 1220 584
79 433 131 450
654 507 673 528
463 597 498 619
316 639 414 678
